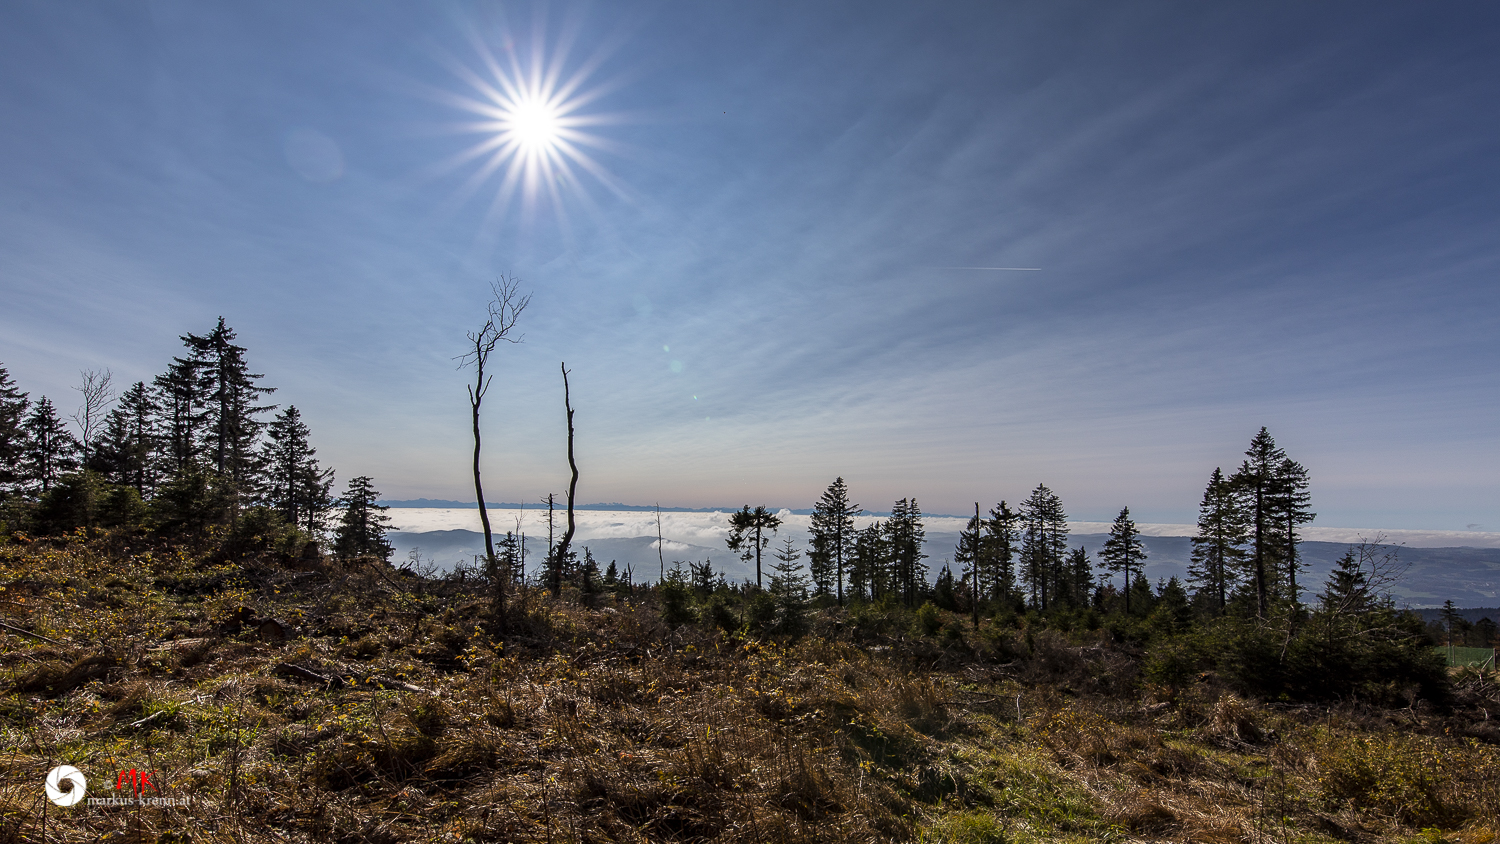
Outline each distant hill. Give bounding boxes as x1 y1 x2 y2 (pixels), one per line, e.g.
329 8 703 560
1412 607 1500 624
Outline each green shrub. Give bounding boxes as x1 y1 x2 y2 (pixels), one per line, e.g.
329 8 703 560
222 506 307 560
1143 635 1202 691
744 590 777 635
700 593 737 634
658 570 695 626
915 601 942 637
1316 733 1452 826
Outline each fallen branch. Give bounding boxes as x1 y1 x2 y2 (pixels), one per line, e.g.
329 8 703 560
275 662 340 689
0 619 61 645
129 710 167 729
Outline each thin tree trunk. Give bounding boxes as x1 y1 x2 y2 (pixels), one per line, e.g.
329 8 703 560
470 363 502 629
656 503 665 583
1254 482 1267 617
553 363 579 596
973 502 981 629
1286 509 1297 601
755 524 763 589
836 525 844 607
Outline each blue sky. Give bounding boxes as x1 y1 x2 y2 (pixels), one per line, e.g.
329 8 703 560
2 2 1498 529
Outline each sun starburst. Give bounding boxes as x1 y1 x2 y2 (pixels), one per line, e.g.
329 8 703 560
429 16 628 234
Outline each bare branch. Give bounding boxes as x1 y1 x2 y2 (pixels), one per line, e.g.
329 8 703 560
1355 533 1409 602
70 367 115 465
455 275 532 372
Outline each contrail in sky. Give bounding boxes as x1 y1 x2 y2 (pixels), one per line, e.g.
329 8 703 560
935 266 1041 271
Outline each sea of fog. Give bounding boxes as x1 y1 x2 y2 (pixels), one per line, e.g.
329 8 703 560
385 508 1500 607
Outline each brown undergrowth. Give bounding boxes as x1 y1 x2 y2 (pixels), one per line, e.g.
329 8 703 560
1 535 1497 844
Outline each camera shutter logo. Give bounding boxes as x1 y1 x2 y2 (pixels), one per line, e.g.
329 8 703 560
45 765 87 807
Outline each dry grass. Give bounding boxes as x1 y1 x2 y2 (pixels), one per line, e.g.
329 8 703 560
1 535 1498 844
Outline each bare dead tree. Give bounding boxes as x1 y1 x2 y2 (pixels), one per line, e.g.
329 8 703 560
656 502 665 583
455 277 530 627
551 363 580 596
71 368 115 467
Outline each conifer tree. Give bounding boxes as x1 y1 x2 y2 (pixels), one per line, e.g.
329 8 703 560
1441 599 1461 659
333 475 392 561
1019 485 1067 610
769 537 811 637
579 547 601 594
21 397 78 494
92 407 132 481
1231 427 1288 617
0 365 31 495
153 355 208 476
933 562 960 611
1188 467 1248 613
1318 549 1370 614
954 511 983 606
92 381 156 494
1271 456 1315 602
887 498 927 606
1065 546 1094 607
1128 573 1155 616
807 477 860 604
1097 506 1147 613
849 520 889 601
726 505 782 589
148 464 231 536
261 406 333 534
770 536 810 596
1153 577 1193 632
496 531 521 586
182 318 277 488
983 501 1020 603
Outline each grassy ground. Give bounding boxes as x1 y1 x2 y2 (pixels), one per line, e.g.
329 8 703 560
1 534 1497 843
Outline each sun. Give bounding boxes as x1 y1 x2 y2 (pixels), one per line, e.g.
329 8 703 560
508 98 561 151
428 19 627 232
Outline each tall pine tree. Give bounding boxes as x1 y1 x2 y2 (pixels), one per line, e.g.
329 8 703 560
92 381 155 489
1271 456 1315 603
1065 546 1094 607
849 520 889 602
1231 428 1287 617
954 511 984 610
887 498 927 606
1188 467 1248 613
261 406 333 536
1097 506 1147 613
182 317 276 488
0 365 30 495
21 397 78 494
1019 485 1067 610
807 477 860 604
153 355 208 476
983 501 1019 603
